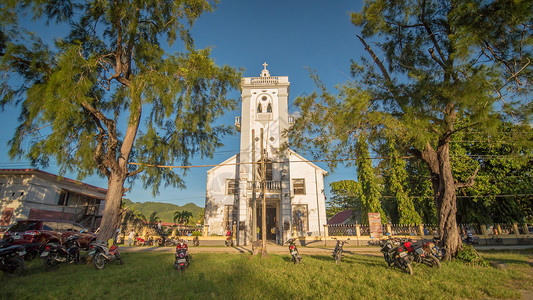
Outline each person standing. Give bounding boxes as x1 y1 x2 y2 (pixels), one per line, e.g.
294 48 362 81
128 230 135 246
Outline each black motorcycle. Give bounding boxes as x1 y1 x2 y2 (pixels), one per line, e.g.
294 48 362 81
285 238 302 264
174 239 190 272
41 234 84 271
332 238 349 264
0 243 26 277
380 238 413 275
1 237 40 262
462 235 480 246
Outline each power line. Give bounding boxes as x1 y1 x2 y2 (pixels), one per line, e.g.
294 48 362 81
128 154 531 170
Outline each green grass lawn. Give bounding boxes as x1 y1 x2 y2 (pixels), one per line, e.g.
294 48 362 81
1 250 531 299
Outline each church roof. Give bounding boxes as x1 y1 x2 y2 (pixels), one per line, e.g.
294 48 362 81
206 149 327 175
288 149 328 174
206 154 237 174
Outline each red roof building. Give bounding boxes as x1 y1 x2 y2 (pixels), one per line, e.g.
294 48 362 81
327 209 355 225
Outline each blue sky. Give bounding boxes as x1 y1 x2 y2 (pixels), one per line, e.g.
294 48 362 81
0 1 366 207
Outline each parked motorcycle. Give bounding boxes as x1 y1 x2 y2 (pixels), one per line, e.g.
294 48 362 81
402 241 441 268
380 238 413 275
424 238 448 261
174 239 190 272
0 244 26 277
193 236 199 247
41 234 83 271
285 238 302 264
332 238 349 264
89 233 122 270
224 230 233 247
462 236 480 246
164 237 179 247
1 237 40 261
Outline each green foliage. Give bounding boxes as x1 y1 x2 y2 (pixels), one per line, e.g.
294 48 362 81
355 135 386 224
0 0 241 193
404 161 438 224
122 200 203 224
173 210 194 225
327 180 361 220
451 122 533 223
383 139 422 225
456 245 490 267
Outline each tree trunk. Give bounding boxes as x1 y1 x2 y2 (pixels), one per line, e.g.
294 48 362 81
435 142 462 259
420 139 462 260
97 174 127 242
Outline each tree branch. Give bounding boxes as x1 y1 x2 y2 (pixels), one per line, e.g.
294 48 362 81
455 166 480 188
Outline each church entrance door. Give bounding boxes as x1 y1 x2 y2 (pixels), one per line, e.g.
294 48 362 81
256 204 277 241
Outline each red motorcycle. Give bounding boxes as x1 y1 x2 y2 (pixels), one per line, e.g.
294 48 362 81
285 238 301 264
174 239 190 272
401 240 441 268
89 231 122 270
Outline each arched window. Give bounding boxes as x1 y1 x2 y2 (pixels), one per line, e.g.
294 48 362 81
266 103 272 113
257 103 262 113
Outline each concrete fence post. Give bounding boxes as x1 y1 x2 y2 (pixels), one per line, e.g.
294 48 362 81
522 224 530 235
203 225 209 237
323 224 328 246
513 223 520 238
419 224 425 237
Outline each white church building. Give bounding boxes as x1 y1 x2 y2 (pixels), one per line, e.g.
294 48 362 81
204 64 327 245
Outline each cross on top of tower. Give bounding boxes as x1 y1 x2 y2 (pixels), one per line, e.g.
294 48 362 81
260 62 270 77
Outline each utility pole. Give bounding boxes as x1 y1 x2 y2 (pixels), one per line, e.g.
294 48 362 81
260 128 268 257
251 129 256 242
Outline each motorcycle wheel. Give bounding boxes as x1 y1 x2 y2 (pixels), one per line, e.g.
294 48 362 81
423 254 441 268
93 252 106 270
383 253 393 267
43 253 60 271
399 260 413 275
3 256 25 277
174 261 186 272
293 255 301 264
432 247 448 261
335 252 342 264
115 252 123 265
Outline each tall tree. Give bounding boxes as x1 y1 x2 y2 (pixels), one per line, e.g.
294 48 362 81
290 0 532 258
0 1 241 241
355 135 387 224
384 139 422 225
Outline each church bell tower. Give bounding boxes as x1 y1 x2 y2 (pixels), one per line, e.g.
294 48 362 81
235 63 293 243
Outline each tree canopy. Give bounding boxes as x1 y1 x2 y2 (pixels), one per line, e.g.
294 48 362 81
0 0 240 240
289 0 532 258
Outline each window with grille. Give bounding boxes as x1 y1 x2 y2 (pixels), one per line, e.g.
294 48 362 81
293 179 305 195
226 179 238 195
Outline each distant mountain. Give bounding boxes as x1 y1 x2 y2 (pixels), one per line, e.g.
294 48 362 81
122 199 204 224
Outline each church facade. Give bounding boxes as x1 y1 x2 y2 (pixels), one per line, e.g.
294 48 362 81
204 64 327 245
